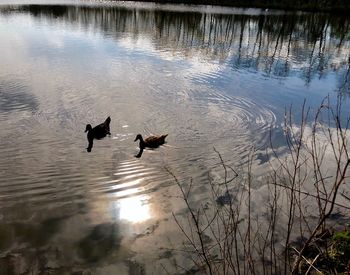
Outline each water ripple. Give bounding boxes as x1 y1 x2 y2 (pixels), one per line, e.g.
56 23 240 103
0 79 39 115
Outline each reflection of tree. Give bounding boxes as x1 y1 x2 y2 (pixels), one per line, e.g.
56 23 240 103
1 5 349 87
338 57 350 97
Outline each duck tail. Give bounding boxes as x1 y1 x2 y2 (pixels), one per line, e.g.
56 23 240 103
105 116 111 124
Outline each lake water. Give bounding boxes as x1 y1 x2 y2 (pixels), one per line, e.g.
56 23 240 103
0 1 349 274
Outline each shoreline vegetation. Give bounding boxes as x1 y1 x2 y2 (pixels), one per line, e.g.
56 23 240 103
171 98 350 274
116 0 350 13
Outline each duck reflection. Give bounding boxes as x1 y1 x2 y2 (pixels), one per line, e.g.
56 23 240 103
135 148 144 158
85 116 111 152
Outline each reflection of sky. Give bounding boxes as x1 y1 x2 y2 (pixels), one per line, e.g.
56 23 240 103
1 7 349 145
1 3 349 203
1 7 349 157
2 8 349 106
116 33 349 116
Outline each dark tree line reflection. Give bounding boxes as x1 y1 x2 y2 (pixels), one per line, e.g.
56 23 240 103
2 4 350 90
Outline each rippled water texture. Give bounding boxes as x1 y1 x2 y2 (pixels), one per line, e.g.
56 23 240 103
0 1 349 273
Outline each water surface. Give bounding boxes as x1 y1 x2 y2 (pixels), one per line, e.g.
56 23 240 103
0 1 349 273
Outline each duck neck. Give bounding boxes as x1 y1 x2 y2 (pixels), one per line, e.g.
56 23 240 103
138 137 145 148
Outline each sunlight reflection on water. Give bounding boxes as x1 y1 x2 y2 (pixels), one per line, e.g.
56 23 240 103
118 195 151 223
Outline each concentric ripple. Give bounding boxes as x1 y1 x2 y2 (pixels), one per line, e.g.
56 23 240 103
159 87 278 168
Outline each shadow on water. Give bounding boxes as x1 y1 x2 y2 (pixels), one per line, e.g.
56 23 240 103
77 223 122 263
0 207 124 273
0 216 68 251
0 214 72 274
1 4 349 90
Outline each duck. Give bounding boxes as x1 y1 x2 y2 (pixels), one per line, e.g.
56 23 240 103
134 134 168 149
85 116 111 152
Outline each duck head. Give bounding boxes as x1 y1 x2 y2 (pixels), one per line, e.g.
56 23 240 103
134 134 143 142
85 124 92 133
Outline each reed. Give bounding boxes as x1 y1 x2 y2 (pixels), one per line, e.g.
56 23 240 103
171 97 350 274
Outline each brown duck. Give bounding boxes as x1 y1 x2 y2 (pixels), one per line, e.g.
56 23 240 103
85 116 111 152
134 134 168 149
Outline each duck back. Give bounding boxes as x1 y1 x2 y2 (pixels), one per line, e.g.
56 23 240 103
144 134 168 148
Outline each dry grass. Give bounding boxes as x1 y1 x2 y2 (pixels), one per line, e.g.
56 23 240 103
171 97 350 274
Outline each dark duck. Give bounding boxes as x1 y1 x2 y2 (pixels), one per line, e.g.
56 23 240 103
85 116 111 152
